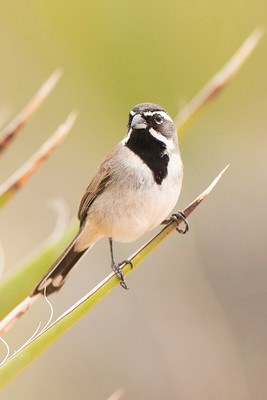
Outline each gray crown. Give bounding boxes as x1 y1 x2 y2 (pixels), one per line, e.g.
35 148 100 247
131 102 167 114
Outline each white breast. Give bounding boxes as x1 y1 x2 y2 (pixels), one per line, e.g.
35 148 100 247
76 145 183 251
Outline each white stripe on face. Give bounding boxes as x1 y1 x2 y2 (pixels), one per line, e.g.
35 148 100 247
148 127 174 151
130 110 173 123
121 127 132 145
142 111 173 122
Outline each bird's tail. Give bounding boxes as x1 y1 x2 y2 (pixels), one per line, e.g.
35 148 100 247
31 231 90 298
0 232 91 336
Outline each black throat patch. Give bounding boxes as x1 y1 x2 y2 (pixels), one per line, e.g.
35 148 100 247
125 129 169 185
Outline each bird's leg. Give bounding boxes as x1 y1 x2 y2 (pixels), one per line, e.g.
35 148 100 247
162 211 189 234
109 238 132 290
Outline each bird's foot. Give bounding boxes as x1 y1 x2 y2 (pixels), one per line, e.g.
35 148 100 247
162 211 189 234
111 260 133 290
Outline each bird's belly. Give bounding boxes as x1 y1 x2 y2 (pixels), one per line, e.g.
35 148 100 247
96 174 182 242
111 184 179 242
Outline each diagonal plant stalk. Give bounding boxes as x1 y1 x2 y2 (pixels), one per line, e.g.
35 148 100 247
0 112 77 208
0 70 62 154
175 27 263 132
106 388 125 400
0 166 228 387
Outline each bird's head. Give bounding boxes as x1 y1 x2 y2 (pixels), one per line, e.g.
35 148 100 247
127 102 177 142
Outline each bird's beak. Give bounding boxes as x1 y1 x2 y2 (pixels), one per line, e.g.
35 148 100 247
131 114 147 129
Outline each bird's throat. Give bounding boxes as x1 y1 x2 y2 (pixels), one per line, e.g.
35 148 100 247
125 128 169 185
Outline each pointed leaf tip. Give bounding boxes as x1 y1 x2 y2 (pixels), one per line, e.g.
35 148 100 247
199 164 230 200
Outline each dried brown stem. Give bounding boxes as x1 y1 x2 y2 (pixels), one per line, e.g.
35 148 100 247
182 164 229 218
0 112 77 207
0 70 62 154
0 296 38 336
175 28 263 132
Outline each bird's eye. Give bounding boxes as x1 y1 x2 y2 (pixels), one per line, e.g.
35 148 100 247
153 113 164 125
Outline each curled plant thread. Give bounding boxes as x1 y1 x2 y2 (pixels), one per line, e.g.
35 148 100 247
0 287 54 366
13 287 54 356
39 286 55 334
13 322 42 358
0 336 10 367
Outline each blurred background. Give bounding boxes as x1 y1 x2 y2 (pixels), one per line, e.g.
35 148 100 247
0 1 266 399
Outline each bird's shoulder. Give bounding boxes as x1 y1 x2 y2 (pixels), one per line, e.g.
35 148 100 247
78 144 122 223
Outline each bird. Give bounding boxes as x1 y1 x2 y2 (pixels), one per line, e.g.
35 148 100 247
31 102 186 297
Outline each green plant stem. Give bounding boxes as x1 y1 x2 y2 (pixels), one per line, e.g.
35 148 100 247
0 222 78 320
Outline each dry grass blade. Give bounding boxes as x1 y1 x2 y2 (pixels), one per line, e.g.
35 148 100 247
106 388 125 400
0 112 77 207
0 69 62 154
183 164 230 218
0 296 38 336
175 28 263 131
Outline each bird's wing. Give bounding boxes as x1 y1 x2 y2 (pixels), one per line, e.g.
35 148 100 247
78 150 115 225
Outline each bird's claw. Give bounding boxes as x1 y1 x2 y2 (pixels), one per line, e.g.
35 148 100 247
111 259 132 290
163 211 189 234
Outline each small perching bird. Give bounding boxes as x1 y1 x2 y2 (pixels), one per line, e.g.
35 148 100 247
31 102 186 296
